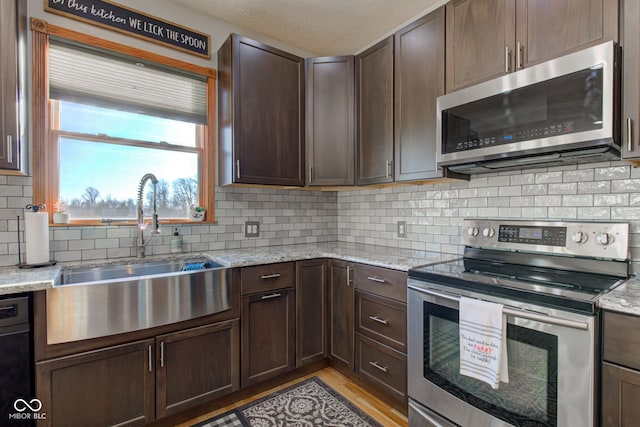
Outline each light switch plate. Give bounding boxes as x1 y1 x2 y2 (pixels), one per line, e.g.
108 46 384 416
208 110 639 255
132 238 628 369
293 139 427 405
245 221 260 237
397 221 406 238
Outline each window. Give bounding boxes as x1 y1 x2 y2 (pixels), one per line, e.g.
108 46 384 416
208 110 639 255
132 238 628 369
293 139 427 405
31 25 215 224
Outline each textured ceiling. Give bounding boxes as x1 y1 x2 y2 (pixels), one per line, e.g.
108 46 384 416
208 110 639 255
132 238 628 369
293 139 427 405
169 0 442 56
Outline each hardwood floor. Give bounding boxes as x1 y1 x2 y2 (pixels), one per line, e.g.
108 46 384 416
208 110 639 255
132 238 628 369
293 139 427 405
174 367 408 427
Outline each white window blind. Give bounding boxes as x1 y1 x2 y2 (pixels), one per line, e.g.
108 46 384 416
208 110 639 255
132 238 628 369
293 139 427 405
48 39 208 124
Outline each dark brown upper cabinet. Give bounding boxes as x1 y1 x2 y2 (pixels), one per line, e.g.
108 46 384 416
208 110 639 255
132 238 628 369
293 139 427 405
306 56 355 186
0 0 25 173
356 36 394 186
446 0 618 93
622 0 640 162
394 7 446 182
218 34 305 186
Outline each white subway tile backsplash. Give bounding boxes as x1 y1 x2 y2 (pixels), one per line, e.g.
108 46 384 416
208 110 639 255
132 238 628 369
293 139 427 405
548 183 578 195
0 161 638 268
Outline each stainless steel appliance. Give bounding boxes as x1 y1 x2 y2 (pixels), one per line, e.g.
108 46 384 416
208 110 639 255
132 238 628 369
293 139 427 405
407 220 630 427
0 294 33 427
436 41 620 175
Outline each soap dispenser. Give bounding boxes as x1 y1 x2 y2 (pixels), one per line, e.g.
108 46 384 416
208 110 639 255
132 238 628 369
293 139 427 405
171 228 183 253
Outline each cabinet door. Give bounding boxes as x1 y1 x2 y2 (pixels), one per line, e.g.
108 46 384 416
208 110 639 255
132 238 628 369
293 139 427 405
602 362 640 427
328 259 355 372
445 0 516 92
230 35 304 186
622 0 640 160
155 320 239 418
296 259 328 366
394 7 445 182
516 0 618 70
0 0 23 171
36 339 155 427
241 288 295 386
306 56 355 186
356 36 394 185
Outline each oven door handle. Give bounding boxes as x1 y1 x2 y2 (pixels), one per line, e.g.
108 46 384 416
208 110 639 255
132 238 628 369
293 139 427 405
409 285 590 331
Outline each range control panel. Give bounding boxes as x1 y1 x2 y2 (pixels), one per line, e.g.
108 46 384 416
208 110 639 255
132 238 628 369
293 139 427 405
462 219 629 260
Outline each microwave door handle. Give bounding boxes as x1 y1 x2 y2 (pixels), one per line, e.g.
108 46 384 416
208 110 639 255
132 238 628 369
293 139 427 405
410 285 589 331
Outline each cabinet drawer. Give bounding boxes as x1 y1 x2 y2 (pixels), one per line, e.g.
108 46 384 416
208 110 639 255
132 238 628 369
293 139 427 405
354 264 407 303
604 311 640 370
356 334 407 403
241 262 295 295
356 291 406 353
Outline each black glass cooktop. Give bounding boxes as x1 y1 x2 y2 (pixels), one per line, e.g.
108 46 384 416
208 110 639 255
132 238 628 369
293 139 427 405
409 257 625 314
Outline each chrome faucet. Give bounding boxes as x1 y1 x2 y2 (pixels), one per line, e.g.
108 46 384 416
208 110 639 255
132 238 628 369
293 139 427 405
136 173 160 258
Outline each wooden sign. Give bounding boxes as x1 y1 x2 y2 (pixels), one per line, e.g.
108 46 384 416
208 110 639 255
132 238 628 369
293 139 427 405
45 0 210 58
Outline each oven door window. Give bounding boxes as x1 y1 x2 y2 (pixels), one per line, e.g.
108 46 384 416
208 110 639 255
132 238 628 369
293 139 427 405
424 302 558 427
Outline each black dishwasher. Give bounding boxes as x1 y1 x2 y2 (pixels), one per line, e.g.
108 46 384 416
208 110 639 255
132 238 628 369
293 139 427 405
0 294 34 426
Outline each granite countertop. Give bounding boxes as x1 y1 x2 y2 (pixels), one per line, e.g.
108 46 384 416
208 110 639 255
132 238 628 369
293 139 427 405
598 276 640 316
0 242 459 296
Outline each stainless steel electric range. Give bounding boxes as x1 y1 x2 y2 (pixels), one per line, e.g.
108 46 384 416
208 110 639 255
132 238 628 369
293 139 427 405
407 219 630 427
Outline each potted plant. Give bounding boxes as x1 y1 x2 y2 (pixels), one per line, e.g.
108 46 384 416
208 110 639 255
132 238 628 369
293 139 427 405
189 205 206 222
53 201 71 224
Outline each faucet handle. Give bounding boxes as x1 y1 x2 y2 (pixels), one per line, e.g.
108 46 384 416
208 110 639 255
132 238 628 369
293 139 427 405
153 214 161 234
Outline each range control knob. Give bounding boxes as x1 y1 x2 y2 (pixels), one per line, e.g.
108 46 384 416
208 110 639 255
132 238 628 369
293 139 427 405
482 227 495 238
467 227 479 237
572 231 588 244
596 232 614 246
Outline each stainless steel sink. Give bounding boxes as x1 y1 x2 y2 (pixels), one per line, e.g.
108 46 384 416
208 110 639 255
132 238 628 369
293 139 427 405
60 259 223 285
48 258 231 344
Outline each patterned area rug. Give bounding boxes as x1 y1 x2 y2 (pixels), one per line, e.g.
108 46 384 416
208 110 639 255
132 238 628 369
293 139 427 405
191 377 383 427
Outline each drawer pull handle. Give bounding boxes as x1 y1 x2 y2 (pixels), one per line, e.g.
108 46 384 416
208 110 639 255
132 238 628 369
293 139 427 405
0 305 15 311
368 315 389 325
260 273 281 280
261 293 282 300
367 277 386 284
369 361 388 373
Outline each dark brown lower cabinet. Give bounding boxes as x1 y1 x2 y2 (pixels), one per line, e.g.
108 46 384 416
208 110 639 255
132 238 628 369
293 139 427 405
296 259 328 366
156 320 239 418
36 339 155 427
355 334 407 404
36 320 240 427
602 362 640 426
242 288 295 386
328 259 355 372
603 310 640 426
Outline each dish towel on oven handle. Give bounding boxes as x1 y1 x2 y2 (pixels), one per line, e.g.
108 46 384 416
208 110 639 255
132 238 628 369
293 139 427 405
459 296 509 389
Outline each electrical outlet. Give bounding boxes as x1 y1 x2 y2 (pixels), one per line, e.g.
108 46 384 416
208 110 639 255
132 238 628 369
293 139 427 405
245 221 260 238
397 221 407 238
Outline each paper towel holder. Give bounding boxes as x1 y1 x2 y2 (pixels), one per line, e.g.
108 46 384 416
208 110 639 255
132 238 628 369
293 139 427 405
17 205 57 269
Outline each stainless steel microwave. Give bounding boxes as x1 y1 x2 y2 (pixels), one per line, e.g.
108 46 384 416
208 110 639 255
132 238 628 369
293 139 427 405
436 41 620 175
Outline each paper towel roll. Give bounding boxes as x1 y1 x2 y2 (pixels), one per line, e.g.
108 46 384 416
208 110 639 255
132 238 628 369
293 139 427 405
25 211 50 265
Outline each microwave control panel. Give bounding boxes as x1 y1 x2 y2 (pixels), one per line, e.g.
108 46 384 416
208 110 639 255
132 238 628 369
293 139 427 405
454 121 577 152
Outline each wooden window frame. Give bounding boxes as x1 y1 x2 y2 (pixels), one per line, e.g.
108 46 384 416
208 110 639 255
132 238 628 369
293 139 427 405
31 18 216 225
